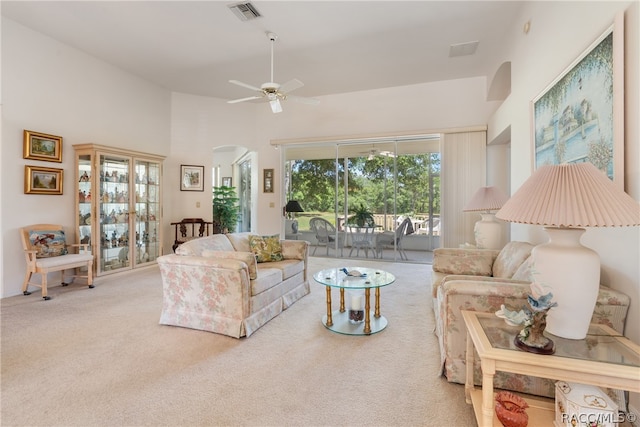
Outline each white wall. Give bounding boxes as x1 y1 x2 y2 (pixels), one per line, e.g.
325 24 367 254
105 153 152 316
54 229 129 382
170 77 502 239
1 18 171 298
488 0 640 412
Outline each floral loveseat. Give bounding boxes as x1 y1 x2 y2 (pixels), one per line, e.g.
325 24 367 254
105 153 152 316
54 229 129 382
431 241 631 398
157 232 309 338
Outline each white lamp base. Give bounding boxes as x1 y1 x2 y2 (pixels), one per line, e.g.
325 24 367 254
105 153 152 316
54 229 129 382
532 227 600 340
474 213 503 249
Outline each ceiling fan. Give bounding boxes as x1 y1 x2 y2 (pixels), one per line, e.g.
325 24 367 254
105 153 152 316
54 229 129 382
227 32 319 113
359 147 396 160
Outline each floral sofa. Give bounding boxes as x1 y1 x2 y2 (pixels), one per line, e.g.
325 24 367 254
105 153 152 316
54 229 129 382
431 241 631 398
157 232 309 338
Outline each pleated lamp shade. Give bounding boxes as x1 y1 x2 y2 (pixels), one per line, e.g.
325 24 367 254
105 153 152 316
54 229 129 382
464 186 509 212
496 162 640 340
496 163 639 227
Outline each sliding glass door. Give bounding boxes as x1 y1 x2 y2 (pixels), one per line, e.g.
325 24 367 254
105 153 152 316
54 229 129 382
284 136 440 263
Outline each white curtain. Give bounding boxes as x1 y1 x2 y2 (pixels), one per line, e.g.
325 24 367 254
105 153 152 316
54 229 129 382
440 131 487 248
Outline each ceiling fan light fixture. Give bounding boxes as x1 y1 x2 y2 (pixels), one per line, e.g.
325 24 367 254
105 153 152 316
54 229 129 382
270 98 282 113
228 31 319 110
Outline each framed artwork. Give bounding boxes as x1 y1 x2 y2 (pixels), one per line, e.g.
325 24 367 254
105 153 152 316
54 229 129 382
263 169 274 193
24 165 64 195
180 165 204 191
23 130 63 163
532 13 623 189
222 177 232 187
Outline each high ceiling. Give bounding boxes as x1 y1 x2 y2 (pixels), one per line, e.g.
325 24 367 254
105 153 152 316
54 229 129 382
2 1 524 102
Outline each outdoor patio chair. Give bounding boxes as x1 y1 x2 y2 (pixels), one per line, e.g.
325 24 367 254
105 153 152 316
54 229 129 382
375 217 412 260
309 217 344 256
347 225 376 258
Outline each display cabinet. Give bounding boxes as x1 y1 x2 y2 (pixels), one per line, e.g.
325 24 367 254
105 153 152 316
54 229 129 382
74 144 165 276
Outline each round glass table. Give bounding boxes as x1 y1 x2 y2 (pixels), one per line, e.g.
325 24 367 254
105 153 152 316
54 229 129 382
312 267 396 335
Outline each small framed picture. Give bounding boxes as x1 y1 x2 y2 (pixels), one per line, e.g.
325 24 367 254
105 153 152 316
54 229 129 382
180 165 204 192
25 165 64 195
263 169 274 193
222 177 232 187
23 130 63 163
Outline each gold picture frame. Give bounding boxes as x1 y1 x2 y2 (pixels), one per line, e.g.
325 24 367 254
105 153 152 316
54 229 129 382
263 169 274 193
25 165 64 195
23 130 63 163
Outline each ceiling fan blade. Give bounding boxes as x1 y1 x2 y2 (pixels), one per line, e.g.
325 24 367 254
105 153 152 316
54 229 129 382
279 78 304 94
229 79 262 92
227 96 263 104
286 94 320 105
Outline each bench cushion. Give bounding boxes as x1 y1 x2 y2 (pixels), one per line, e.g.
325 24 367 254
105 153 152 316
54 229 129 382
35 253 92 269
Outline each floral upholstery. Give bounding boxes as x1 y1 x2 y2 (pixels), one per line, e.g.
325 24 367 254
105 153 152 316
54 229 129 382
431 242 533 298
431 241 631 399
158 233 309 338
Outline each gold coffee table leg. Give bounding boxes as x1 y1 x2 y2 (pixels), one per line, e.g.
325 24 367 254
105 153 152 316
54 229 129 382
339 288 345 312
364 288 371 334
374 288 381 318
325 286 333 327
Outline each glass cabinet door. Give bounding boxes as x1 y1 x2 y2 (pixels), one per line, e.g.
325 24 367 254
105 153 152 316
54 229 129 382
99 153 131 274
75 143 164 277
134 159 161 266
77 154 94 253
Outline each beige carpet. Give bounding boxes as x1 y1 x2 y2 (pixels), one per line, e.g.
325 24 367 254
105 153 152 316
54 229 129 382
1 257 476 427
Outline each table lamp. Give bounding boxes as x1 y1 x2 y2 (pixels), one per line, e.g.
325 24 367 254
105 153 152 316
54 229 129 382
285 200 304 233
496 163 639 339
463 186 509 249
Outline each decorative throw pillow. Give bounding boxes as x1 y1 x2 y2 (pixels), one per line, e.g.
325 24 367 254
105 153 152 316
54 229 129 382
28 230 68 258
248 234 283 263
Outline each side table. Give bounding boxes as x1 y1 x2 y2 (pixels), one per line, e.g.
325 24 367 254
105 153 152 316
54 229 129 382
462 310 640 427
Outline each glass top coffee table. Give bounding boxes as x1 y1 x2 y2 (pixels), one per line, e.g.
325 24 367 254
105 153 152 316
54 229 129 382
312 267 395 335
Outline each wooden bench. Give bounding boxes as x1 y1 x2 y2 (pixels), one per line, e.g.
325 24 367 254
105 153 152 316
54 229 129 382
20 224 94 300
171 218 213 252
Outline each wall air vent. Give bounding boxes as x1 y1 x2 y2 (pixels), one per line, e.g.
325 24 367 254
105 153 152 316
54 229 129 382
228 2 262 21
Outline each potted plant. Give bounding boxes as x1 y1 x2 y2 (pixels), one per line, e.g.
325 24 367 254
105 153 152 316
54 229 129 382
349 203 375 227
212 185 240 234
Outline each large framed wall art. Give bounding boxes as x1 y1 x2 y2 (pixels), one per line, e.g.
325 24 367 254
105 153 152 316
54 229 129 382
532 13 624 189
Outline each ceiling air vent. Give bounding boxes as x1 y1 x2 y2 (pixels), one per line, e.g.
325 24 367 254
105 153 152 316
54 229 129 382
228 2 262 21
449 41 479 57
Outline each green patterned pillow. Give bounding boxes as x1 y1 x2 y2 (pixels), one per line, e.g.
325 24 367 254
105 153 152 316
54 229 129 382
248 234 283 263
28 230 68 258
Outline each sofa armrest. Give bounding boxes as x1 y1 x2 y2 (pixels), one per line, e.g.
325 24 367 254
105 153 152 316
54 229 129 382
432 248 499 276
432 274 530 298
157 254 252 337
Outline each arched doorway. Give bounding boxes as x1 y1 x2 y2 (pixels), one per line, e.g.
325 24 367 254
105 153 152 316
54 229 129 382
212 145 255 233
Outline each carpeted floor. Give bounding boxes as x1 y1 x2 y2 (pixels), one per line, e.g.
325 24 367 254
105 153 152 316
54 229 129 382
0 257 476 427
